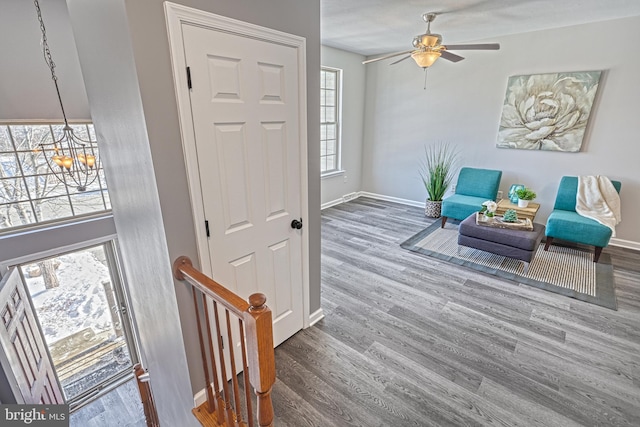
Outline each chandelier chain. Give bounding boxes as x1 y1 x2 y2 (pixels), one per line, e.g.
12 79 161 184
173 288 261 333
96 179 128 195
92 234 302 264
34 0 69 126
32 0 100 192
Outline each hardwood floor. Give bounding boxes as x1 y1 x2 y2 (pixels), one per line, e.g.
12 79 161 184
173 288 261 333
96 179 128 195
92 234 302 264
272 197 640 427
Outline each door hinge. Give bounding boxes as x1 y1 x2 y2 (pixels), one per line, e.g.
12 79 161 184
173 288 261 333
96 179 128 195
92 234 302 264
205 220 210 237
186 66 192 90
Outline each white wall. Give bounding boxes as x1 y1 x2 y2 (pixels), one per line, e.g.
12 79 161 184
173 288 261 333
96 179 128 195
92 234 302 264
362 16 640 246
320 46 366 206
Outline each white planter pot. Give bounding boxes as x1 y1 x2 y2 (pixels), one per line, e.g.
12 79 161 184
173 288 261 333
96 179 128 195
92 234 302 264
518 199 529 208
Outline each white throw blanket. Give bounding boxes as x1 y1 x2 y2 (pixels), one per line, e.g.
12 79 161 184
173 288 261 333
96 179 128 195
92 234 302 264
576 176 622 237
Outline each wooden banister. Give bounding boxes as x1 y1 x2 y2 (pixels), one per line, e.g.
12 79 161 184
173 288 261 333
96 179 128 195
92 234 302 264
174 256 249 316
134 363 160 427
173 256 276 427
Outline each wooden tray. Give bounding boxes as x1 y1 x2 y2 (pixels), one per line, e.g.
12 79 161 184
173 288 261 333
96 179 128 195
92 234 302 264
475 212 533 231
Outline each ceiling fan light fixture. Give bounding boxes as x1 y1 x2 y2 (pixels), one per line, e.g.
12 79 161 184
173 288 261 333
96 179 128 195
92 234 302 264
411 50 441 68
363 11 499 71
420 34 441 47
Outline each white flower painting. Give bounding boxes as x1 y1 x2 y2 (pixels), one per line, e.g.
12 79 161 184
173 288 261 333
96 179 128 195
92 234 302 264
496 71 601 152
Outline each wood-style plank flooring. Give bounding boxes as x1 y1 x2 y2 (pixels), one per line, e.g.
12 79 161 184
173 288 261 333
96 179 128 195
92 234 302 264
272 197 640 427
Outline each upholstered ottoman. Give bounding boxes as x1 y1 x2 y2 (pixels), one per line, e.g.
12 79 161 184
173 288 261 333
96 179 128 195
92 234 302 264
458 214 546 272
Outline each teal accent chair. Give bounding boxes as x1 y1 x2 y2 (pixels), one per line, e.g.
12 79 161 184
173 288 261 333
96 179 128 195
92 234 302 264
441 167 502 228
544 176 622 263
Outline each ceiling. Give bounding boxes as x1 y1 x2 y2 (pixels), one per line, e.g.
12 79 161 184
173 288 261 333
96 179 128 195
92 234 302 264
321 0 640 57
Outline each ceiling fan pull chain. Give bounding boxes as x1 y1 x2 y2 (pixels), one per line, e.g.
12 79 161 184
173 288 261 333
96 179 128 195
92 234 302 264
423 68 428 90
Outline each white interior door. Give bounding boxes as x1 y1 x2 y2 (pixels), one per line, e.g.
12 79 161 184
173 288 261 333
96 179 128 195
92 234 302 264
182 22 305 347
0 268 64 404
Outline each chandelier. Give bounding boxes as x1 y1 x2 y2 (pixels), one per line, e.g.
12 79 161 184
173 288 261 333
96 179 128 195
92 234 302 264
34 0 100 192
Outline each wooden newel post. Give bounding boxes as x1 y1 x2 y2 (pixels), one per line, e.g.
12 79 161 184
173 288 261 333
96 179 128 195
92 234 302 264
246 293 275 427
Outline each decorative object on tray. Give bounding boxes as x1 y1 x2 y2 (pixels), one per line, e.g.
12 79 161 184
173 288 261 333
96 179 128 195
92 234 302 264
476 212 533 230
495 199 540 222
515 187 537 208
479 200 497 217
419 142 459 218
502 209 518 222
508 184 524 204
496 71 602 152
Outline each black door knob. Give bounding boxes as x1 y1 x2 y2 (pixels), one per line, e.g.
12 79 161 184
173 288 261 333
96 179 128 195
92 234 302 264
291 218 303 230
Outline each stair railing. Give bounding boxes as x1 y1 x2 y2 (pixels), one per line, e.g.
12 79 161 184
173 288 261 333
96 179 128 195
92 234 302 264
173 256 275 427
134 363 160 427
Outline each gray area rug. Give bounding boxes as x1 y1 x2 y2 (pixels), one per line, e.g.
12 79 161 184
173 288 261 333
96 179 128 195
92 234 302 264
401 220 617 310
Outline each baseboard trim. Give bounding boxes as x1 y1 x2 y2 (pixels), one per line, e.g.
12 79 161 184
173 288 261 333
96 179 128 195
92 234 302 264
321 198 346 210
609 238 640 251
359 192 424 208
308 308 325 327
194 387 207 408
321 192 362 210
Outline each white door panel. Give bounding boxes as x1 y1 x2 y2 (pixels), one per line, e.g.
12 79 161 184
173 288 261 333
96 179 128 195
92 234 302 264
183 23 304 347
0 268 64 404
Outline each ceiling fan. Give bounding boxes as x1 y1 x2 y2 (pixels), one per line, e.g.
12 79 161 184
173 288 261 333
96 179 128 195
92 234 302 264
363 12 500 69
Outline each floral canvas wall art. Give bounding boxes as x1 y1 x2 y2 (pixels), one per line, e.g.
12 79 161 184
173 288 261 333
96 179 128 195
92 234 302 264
496 71 601 152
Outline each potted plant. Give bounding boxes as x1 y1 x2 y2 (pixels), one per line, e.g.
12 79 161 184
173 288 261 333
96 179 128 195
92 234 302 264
419 142 458 218
480 200 498 217
515 187 537 208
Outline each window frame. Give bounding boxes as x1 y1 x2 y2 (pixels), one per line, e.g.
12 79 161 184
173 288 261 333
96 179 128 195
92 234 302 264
0 120 111 235
320 66 343 177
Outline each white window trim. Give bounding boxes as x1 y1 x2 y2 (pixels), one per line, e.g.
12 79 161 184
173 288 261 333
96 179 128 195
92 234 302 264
320 66 342 177
0 213 116 270
320 169 345 180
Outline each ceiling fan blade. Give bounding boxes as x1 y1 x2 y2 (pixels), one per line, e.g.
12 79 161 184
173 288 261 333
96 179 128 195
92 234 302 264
362 50 415 64
390 55 412 65
440 50 465 63
443 43 500 51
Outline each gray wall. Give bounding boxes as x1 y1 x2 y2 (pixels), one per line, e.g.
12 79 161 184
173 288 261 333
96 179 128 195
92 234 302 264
65 1 196 424
66 2 321 423
362 16 640 246
320 46 366 205
0 0 90 121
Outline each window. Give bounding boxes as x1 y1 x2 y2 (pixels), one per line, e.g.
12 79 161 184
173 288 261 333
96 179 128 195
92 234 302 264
320 67 341 175
0 123 110 232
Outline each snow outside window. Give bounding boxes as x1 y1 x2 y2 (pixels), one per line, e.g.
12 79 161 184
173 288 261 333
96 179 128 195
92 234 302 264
0 123 110 233
18 242 138 405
